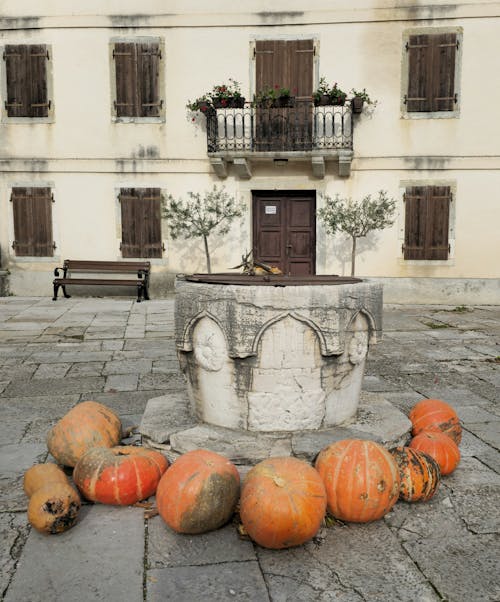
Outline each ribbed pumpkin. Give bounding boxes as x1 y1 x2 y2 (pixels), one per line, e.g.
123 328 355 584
409 398 462 444
390 446 441 502
73 446 168 505
409 431 460 476
156 449 240 534
47 401 122 467
24 464 81 534
315 439 400 522
240 457 327 549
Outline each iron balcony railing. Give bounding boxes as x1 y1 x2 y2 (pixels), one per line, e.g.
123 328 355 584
206 99 353 154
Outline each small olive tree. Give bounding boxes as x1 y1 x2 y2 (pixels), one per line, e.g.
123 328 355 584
161 185 245 273
318 190 396 276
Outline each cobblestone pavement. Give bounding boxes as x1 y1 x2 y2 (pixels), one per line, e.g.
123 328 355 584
0 297 498 602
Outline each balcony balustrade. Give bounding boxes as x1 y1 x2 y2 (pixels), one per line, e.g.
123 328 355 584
205 99 354 179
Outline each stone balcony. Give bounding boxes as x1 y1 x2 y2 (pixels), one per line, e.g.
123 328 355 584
205 100 354 179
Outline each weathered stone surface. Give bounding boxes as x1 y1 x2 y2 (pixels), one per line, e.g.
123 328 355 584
0 513 30 598
0 444 47 511
5 505 144 602
147 392 411 464
169 424 292 464
147 562 269 602
147 519 256 568
258 522 440 602
444 457 500 534
139 394 196 443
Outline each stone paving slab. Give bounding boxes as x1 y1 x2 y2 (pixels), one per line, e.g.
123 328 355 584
147 562 270 602
147 519 256 568
5 505 145 602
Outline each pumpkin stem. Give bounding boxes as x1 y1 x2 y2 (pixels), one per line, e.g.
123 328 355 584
273 476 286 488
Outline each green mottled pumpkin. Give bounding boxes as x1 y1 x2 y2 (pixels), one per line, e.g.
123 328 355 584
156 449 240 534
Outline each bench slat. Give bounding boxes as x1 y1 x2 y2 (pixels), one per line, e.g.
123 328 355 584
54 278 144 286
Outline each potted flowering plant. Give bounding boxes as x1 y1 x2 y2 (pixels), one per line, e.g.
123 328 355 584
186 78 245 112
254 85 295 108
186 94 213 113
313 78 347 106
350 88 377 113
211 79 245 109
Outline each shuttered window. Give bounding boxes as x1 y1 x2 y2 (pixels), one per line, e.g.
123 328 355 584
119 188 163 258
404 186 451 260
406 33 458 112
11 187 54 256
113 42 163 118
3 45 51 118
254 39 314 150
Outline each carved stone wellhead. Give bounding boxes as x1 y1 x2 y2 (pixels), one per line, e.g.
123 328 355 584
175 275 383 433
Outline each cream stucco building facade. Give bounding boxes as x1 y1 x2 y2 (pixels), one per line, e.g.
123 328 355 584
0 0 499 303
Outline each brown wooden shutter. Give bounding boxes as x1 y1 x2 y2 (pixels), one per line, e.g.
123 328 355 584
406 35 432 112
4 45 49 118
12 187 54 256
427 186 450 259
404 186 450 260
407 33 457 113
114 43 138 117
137 43 162 117
29 45 50 117
432 33 456 112
120 188 162 258
255 39 313 151
404 186 427 259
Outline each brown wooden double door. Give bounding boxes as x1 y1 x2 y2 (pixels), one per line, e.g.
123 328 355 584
253 191 316 276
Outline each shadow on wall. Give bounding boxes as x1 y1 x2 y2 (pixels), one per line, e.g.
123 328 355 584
320 232 379 277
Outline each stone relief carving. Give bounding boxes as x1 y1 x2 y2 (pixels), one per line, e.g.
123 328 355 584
192 317 226 372
348 330 369 365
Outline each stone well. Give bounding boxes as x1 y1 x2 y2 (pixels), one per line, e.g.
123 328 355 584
140 274 411 465
176 274 382 431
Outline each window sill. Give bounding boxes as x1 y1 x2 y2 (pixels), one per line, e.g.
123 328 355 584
2 116 55 124
398 258 455 267
10 255 60 263
400 110 460 120
112 116 165 124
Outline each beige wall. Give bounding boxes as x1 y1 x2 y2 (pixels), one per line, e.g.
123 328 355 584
1 1 499 300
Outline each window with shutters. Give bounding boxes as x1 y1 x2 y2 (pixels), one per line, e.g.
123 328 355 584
119 188 163 258
2 44 53 121
253 39 315 151
11 187 55 257
402 29 462 117
111 39 164 121
403 186 452 260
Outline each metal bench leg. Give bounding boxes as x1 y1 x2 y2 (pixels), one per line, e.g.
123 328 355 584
62 285 71 299
53 283 59 301
136 284 143 303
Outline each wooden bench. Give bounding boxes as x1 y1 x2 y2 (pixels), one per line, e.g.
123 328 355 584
53 260 151 302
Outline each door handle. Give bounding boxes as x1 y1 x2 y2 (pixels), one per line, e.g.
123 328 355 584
286 243 292 256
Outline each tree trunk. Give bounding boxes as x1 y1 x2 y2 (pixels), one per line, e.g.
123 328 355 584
203 235 211 273
350 235 357 277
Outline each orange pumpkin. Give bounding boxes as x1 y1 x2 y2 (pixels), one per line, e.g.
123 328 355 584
409 431 460 475
156 449 240 534
409 398 462 444
47 401 122 467
73 446 168 505
240 457 326 549
24 463 81 534
315 439 400 522
390 446 441 502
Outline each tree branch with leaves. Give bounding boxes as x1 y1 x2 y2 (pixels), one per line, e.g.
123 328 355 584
318 190 396 276
161 185 245 273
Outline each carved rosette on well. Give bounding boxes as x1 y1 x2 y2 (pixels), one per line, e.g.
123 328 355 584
175 277 383 433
